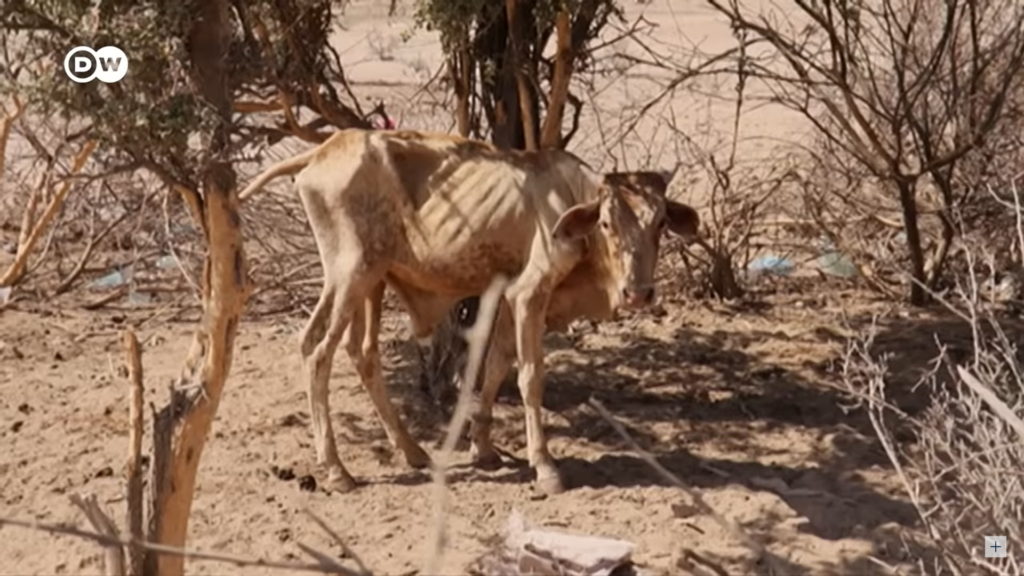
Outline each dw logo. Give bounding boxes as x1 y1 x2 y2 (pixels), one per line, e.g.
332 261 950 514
63 46 129 84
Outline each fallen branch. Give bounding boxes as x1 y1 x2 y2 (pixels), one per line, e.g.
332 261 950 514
0 514 366 576
81 286 129 310
69 494 125 576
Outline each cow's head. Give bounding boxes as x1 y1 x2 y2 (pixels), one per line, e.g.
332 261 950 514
551 170 700 310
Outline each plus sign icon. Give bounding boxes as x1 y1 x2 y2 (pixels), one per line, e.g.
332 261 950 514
985 535 1008 559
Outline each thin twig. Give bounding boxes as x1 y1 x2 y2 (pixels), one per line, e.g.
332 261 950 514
0 515 364 576
956 366 1024 444
587 398 783 574
424 275 509 575
303 509 370 576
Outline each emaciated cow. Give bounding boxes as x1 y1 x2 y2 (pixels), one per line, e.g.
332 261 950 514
238 129 698 494
420 171 699 468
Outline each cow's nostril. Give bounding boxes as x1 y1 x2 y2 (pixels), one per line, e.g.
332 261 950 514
643 287 655 304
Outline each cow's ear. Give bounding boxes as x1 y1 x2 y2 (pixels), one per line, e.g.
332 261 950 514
552 200 601 242
665 200 699 240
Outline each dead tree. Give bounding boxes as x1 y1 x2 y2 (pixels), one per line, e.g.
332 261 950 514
705 0 1024 304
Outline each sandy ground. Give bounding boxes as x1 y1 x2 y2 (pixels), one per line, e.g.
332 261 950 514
2 279 937 575
0 0 941 574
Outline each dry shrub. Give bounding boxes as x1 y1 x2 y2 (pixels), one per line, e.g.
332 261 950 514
842 182 1024 575
667 127 797 300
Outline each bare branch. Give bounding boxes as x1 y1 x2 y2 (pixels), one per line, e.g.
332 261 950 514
0 514 366 575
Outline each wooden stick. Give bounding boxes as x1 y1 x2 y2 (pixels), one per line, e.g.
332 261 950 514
81 286 129 310
69 494 125 576
122 329 145 576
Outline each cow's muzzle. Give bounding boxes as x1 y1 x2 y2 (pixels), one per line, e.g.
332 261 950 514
620 286 655 309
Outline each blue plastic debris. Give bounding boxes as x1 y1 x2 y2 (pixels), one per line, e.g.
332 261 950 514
818 250 857 278
91 265 134 288
91 270 126 288
128 290 152 305
748 254 795 276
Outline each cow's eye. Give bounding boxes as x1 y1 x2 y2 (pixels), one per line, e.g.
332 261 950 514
600 221 611 231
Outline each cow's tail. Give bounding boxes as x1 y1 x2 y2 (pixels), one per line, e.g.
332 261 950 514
238 146 320 202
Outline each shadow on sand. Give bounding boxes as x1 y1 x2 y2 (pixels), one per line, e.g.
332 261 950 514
333 301 1024 573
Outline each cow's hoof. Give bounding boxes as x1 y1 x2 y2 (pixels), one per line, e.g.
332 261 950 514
403 443 432 470
535 470 565 495
326 468 358 493
471 449 503 471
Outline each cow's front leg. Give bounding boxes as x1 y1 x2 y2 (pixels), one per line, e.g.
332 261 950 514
511 287 563 495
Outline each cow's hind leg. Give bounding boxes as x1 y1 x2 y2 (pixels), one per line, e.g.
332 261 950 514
299 283 356 491
470 302 515 469
300 263 381 492
346 282 430 469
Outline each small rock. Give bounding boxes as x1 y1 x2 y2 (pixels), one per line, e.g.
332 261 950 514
11 421 23 433
54 351 65 361
279 413 304 427
276 527 292 542
95 466 114 478
271 465 296 481
298 474 317 492
17 403 31 415
670 502 700 519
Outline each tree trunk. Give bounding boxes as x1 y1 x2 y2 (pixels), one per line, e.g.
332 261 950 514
540 9 572 149
152 1 249 574
896 179 928 305
505 0 538 151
